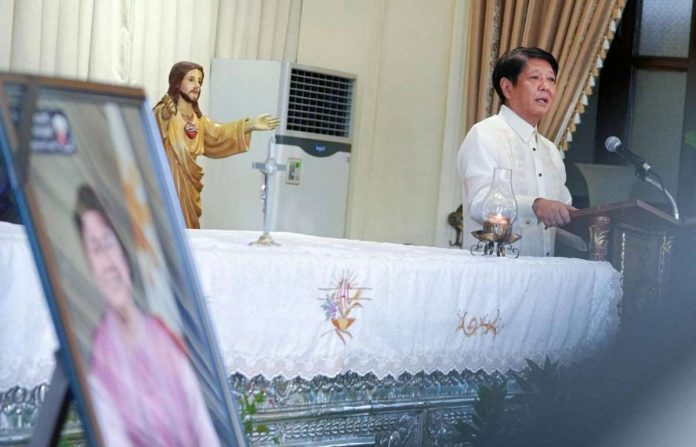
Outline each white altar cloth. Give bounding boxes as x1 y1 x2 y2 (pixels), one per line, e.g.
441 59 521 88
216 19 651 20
0 222 621 391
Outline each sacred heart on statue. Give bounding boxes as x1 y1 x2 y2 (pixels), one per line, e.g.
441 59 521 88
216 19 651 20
184 122 198 139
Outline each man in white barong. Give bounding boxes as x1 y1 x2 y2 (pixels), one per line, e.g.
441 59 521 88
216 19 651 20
457 47 573 257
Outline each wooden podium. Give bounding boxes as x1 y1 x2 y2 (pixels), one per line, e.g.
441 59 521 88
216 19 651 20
567 200 693 311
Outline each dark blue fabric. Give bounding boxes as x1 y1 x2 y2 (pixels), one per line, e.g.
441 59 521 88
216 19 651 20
0 158 19 223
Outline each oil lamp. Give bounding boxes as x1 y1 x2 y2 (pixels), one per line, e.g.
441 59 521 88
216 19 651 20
470 167 521 257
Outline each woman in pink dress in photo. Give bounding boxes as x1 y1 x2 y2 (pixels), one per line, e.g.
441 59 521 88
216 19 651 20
74 184 220 447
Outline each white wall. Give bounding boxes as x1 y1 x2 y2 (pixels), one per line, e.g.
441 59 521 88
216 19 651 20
296 0 469 246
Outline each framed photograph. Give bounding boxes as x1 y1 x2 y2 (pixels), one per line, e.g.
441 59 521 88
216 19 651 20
0 74 246 446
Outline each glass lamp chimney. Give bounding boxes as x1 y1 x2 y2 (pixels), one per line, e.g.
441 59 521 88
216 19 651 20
481 168 517 239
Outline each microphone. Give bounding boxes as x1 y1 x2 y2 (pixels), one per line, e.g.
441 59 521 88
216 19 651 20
604 136 651 173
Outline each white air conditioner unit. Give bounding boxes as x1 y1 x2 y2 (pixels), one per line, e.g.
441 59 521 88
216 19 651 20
201 60 356 238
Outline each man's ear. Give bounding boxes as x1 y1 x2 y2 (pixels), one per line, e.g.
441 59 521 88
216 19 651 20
499 78 513 100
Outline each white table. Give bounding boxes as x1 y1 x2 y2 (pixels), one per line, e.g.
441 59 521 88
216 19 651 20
0 222 621 392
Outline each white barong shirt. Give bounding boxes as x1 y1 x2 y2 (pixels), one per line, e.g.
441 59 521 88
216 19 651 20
457 105 572 257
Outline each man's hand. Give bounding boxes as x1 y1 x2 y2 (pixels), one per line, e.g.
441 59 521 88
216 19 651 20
532 198 573 227
159 94 177 121
245 113 281 132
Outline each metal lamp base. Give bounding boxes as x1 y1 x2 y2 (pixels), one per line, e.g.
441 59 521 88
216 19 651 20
469 230 521 258
250 232 280 247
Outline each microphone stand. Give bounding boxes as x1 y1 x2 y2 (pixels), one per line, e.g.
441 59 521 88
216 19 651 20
635 169 680 220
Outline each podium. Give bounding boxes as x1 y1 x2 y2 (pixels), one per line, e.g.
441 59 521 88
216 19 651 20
567 200 694 311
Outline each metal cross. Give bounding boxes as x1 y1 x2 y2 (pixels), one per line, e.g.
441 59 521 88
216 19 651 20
250 136 286 246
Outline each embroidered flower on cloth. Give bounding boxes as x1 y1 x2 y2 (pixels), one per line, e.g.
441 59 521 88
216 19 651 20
456 308 502 337
319 271 371 344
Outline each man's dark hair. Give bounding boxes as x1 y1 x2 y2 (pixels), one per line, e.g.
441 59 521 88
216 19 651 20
492 47 559 102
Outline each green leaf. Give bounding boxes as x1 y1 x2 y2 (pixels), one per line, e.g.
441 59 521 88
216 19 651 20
527 358 542 374
685 130 696 148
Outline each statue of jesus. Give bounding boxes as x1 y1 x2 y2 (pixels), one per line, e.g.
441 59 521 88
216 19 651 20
153 61 280 229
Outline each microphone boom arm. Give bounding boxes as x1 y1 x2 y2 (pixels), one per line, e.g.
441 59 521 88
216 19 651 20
640 171 680 220
605 136 679 220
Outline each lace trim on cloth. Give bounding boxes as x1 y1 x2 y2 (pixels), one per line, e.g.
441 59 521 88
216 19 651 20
0 225 621 390
195 231 622 380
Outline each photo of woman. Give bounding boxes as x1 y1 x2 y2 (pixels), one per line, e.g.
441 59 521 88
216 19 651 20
74 184 220 446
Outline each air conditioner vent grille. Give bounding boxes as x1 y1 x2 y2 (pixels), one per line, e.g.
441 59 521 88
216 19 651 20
286 68 354 138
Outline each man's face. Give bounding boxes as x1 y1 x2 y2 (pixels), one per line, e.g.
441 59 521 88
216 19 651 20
501 58 556 126
179 68 203 102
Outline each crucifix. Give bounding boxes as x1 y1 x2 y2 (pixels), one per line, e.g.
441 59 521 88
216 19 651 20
250 135 286 246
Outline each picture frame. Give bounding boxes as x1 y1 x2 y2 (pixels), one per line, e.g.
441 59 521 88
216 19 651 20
0 74 246 446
